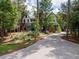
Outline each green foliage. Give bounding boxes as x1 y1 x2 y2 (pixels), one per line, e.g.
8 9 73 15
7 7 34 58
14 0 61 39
46 15 54 26
0 0 21 30
13 0 26 12
46 14 62 32
57 24 62 32
45 14 54 32
13 0 27 20
57 13 62 27
70 12 79 32
57 13 66 31
13 33 31 41
61 0 79 36
40 0 53 14
32 20 40 37
0 44 20 53
69 1 79 37
39 0 53 31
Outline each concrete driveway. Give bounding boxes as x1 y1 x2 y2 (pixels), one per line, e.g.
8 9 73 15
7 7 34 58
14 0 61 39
0 33 79 59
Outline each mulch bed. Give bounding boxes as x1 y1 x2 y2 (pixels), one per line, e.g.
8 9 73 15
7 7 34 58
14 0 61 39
61 35 79 44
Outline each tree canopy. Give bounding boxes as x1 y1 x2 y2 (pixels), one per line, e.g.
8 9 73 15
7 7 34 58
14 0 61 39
0 0 20 35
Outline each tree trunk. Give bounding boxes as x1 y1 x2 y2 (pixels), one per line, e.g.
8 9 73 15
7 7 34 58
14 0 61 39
66 0 71 39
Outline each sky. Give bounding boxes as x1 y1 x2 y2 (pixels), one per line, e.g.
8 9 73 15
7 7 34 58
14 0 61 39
25 0 68 15
52 0 68 13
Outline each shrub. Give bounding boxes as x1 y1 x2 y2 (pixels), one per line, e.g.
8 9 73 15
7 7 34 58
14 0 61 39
12 32 31 41
31 20 40 37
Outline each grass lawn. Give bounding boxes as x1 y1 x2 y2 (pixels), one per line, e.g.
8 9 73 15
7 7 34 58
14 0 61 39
0 44 20 54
